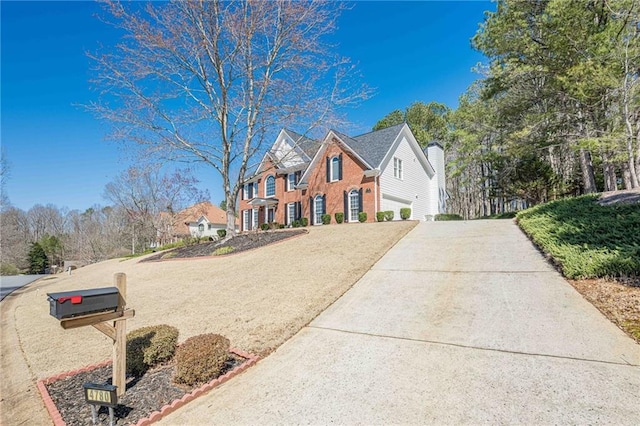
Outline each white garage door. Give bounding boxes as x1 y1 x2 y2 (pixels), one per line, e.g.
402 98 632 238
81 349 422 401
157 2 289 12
381 194 412 220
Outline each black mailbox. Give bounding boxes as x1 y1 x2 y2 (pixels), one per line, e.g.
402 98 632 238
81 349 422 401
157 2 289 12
47 287 120 320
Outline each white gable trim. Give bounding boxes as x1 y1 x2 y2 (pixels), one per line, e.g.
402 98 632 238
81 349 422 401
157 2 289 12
282 129 313 162
298 130 372 186
379 124 435 178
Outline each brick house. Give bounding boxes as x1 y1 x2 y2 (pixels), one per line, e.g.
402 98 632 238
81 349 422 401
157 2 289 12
238 123 446 230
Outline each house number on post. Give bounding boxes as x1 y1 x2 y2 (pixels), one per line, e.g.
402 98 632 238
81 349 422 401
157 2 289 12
84 383 117 425
47 273 135 417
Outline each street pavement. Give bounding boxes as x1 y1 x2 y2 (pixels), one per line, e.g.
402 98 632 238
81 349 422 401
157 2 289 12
161 220 640 425
0 275 44 301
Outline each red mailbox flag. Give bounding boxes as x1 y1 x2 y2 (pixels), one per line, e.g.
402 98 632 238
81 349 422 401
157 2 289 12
58 295 83 304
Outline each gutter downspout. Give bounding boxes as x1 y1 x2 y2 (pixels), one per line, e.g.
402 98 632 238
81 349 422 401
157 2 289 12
375 175 378 214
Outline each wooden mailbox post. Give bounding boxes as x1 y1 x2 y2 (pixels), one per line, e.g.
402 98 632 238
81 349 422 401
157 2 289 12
50 273 134 397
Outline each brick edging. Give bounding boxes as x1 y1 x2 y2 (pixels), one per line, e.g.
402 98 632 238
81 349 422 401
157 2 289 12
37 348 260 426
38 359 113 426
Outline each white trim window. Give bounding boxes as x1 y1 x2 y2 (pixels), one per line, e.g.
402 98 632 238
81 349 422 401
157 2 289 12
330 157 340 181
287 173 296 191
265 175 276 197
349 190 360 222
393 157 403 180
243 210 252 231
252 208 259 229
287 203 296 226
243 184 248 200
314 195 324 225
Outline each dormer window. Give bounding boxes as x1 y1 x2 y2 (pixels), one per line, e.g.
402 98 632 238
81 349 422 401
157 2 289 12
265 175 276 197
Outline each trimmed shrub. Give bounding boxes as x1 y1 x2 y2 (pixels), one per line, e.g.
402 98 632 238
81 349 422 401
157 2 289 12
376 211 385 222
212 246 234 256
400 208 411 220
279 223 285 229
300 217 309 227
335 212 344 224
358 212 367 223
435 213 463 221
127 325 179 376
260 223 270 231
384 211 394 221
292 220 301 228
174 334 230 386
217 229 227 239
321 214 331 225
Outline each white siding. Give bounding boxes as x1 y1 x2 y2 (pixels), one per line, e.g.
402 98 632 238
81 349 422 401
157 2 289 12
427 144 446 214
188 218 225 238
272 135 305 168
379 135 433 221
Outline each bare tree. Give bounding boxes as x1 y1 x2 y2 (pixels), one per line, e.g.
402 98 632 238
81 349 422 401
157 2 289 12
1 147 10 209
0 207 30 271
89 0 368 237
104 165 207 252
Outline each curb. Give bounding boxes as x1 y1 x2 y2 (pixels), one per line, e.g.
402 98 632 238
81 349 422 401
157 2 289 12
37 348 260 426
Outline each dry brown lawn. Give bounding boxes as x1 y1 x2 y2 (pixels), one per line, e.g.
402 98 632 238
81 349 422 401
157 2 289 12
0 221 416 425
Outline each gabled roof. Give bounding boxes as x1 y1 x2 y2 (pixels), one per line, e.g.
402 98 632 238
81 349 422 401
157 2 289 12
249 123 437 188
349 123 406 168
298 130 374 187
282 129 321 160
172 201 229 234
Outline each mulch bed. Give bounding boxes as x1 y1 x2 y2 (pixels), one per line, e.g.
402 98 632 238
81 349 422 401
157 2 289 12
141 229 308 262
569 277 640 344
43 353 247 425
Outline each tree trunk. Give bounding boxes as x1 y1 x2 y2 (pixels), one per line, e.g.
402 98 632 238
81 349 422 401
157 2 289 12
622 162 633 190
578 149 597 193
601 151 617 192
225 193 237 238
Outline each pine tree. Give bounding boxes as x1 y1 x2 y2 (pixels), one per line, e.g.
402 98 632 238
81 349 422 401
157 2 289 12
27 242 48 274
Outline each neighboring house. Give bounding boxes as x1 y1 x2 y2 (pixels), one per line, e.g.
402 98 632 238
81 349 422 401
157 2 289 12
158 202 232 244
238 123 446 231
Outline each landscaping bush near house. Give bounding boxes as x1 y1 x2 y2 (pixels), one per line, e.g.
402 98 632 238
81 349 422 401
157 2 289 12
376 211 385 222
126 325 179 376
400 208 411 220
516 194 640 279
358 212 367 223
300 217 309 227
212 246 234 256
174 334 230 386
335 212 344 224
383 211 394 221
292 220 301 228
435 213 463 221
260 223 270 231
321 214 331 225
217 229 226 239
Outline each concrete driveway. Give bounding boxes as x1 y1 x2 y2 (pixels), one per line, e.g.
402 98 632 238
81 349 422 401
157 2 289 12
161 220 640 425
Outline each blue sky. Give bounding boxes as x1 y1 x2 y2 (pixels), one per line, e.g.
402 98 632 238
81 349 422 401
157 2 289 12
1 0 492 212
